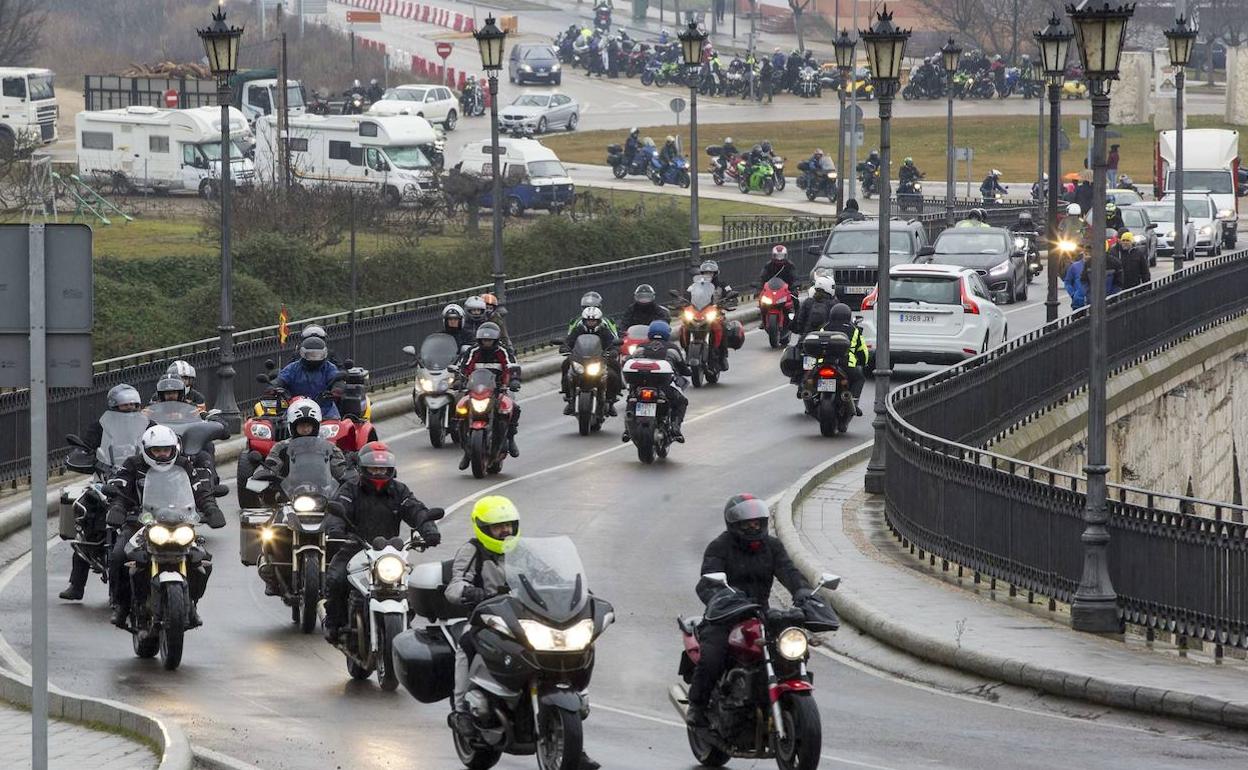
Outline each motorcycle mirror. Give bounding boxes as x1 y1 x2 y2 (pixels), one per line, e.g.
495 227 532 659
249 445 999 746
402 345 417 357
806 245 821 257
255 373 270 384
65 434 87 450
213 484 229 498
264 359 276 370
702 572 729 586
816 572 842 591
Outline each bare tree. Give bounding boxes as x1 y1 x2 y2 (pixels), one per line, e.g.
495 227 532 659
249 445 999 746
0 0 47 63
789 0 813 53
918 0 1056 58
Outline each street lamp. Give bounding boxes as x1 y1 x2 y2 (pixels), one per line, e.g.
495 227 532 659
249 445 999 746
679 20 707 262
940 37 961 226
861 4 910 496
1035 13 1072 324
198 2 244 434
1164 15 1197 272
1067 0 1133 635
834 29 856 214
474 14 508 302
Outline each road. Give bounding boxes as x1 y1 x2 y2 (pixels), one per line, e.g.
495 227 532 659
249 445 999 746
5 283 1248 769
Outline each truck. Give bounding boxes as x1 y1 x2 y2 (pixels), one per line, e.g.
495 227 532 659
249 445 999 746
255 113 440 205
231 70 307 124
0 67 59 150
83 69 304 126
1156 128 1240 248
458 137 575 216
75 106 255 198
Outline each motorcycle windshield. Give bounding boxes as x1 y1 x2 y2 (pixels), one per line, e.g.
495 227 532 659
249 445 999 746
147 401 202 435
420 333 459 369
96 411 150 468
688 279 716 311
570 334 604 362
140 471 198 526
625 325 650 342
504 536 589 624
466 368 497 396
766 276 788 292
280 437 338 503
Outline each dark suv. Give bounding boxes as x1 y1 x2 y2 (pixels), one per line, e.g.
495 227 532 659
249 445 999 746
509 45 562 85
807 219 929 310
919 226 1028 303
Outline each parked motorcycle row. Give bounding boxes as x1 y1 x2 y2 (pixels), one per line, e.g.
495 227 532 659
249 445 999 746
901 53 1083 100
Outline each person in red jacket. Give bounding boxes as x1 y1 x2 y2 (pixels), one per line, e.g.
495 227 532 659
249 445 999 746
459 322 521 462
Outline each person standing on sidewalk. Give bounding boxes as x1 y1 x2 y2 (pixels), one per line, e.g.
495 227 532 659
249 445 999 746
1107 144 1121 188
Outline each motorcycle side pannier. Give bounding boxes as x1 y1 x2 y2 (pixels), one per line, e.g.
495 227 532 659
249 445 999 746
705 145 723 157
239 511 270 566
779 345 803 378
606 143 622 154
724 320 746 350
58 489 79 541
393 627 456 703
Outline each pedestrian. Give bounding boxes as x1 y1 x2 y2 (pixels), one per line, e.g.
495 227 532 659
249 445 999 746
1107 144 1120 187
1064 251 1090 310
1117 231 1150 289
714 0 726 23
759 56 774 103
1074 180 1093 218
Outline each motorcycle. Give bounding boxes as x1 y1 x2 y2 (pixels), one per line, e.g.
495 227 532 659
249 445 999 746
672 277 739 387
647 152 691 188
459 87 486 118
404 334 464 449
798 330 857 436
456 367 520 478
997 66 1023 98
618 324 651 361
736 157 776 196
1013 230 1041 279
560 334 612 436
797 159 838 203
622 356 679 464
396 536 614 770
639 57 663 87
307 90 333 115
624 45 650 78
769 155 787 192
342 91 368 115
317 363 379 453
857 162 880 199
794 66 822 98
670 571 842 770
239 361 293 509
607 143 649 178
756 278 795 349
897 177 924 213
593 3 611 32
706 147 743 187
320 516 442 691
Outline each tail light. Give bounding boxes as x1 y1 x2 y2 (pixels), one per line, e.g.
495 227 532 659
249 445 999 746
861 287 878 310
639 388 656 401
818 367 836 378
960 281 980 315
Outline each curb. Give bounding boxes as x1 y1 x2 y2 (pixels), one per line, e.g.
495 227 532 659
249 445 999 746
772 446 1248 731
191 744 265 770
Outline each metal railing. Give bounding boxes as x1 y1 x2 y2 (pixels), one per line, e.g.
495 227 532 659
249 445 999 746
884 247 1248 649
723 203 1035 245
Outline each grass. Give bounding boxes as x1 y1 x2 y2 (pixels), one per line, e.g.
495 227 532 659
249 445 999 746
575 184 809 243
543 114 1247 184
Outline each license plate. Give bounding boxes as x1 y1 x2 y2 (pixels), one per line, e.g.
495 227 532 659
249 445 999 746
844 285 874 294
817 379 838 392
897 313 935 323
802 356 816 370
635 402 657 417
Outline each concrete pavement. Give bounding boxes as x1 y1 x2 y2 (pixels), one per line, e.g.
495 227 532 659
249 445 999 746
0 703 158 770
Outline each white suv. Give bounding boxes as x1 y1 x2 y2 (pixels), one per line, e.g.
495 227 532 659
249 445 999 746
368 85 459 130
861 264 1008 368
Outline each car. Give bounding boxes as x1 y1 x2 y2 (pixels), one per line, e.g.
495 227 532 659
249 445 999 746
1117 205 1158 267
917 226 1028 303
1130 201 1197 261
367 84 458 130
860 264 1008 367
1182 195 1226 256
806 219 929 310
498 92 579 134
509 44 562 85
1107 187 1141 207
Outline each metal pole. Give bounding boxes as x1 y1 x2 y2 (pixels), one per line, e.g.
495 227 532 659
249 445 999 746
351 31 356 76
864 86 894 495
1174 69 1185 272
28 223 48 770
279 33 290 191
847 1 858 203
1037 81 1045 204
489 74 506 302
1046 82 1062 322
349 193 358 361
689 80 701 262
258 0 266 38
214 84 241 433
945 70 954 225
299 0 305 39
1071 83 1118 633
836 84 846 214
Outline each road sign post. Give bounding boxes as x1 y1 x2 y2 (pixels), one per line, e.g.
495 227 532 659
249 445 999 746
954 147 974 199
669 96 686 128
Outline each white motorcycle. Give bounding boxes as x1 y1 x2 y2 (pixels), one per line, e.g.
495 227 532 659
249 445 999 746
404 333 464 448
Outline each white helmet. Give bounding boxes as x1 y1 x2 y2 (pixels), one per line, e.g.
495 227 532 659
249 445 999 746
1066 203 1082 217
464 296 487 320
813 275 837 296
286 400 322 435
166 360 196 382
991 169 1002 177
140 425 180 472
301 324 327 341
771 244 789 261
581 306 604 326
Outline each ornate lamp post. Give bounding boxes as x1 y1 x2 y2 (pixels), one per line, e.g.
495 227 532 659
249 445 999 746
1164 15 1197 272
1067 0 1134 634
940 37 961 225
834 29 856 214
679 20 707 261
198 2 244 433
474 15 508 301
861 5 910 495
1035 14 1072 324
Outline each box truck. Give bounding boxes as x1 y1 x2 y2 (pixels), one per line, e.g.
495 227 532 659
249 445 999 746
1156 128 1239 248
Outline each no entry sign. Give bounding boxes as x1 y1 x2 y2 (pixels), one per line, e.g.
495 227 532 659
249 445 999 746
436 42 453 59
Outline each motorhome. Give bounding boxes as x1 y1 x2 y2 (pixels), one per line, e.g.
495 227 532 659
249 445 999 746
255 113 440 205
75 106 254 197
1156 128 1239 248
0 67 58 149
458 138 574 216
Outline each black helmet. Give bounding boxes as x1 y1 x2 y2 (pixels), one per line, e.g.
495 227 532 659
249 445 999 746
724 493 769 544
156 376 185 400
830 303 852 324
844 198 859 211
761 141 773 154
634 284 656 304
475 322 502 342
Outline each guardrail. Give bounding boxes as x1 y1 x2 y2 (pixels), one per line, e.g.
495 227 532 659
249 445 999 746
885 246 1248 650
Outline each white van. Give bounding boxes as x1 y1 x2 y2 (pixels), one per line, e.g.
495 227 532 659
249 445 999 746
0 67 58 148
255 113 441 205
458 138 574 216
75 106 254 197
1156 128 1239 248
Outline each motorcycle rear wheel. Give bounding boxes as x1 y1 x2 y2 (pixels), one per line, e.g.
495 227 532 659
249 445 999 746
818 395 839 437
298 551 320 635
773 694 822 770
806 186 818 201
635 430 655 464
536 707 583 770
159 585 187 671
690 365 704 388
686 727 730 767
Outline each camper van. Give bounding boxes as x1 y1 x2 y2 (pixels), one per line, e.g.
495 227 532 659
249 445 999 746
75 106 255 197
1 67 58 149
255 113 441 205
458 138 574 216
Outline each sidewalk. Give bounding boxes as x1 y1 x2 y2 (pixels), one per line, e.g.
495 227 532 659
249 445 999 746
0 701 159 770
778 449 1248 729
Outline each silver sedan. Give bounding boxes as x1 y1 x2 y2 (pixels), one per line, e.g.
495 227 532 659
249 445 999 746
498 92 580 134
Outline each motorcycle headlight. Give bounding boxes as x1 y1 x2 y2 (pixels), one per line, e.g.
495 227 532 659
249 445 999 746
293 495 318 513
1057 239 1076 253
147 525 172 546
419 377 435 392
471 396 491 413
571 361 585 375
585 361 603 378
249 423 272 439
777 626 809 661
760 295 773 305
519 618 595 651
705 309 719 322
1217 208 1233 219
374 554 407 585
989 260 1011 276
683 308 695 322
1013 236 1027 250
172 525 195 546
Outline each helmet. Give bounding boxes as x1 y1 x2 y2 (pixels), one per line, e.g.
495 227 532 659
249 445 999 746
751 144 762 155
724 493 769 544
699 260 720 276
301 325 327 340
643 137 655 147
991 169 1002 177
868 149 880 159
648 320 671 340
1119 231 1135 244
1066 203 1082 217
140 425 180 472
369 78 378 85
580 291 603 308
761 141 773 153
830 303 852 323
464 296 487 320
1042 172 1049 181
771 244 788 261
966 208 983 221
352 79 362 88
1105 201 1118 214
903 156 914 165
358 441 397 491
844 198 859 211
629 127 639 135
1017 211 1034 224
665 135 676 144
813 148 823 157
581 306 604 328
475 322 502 343
287 399 322 436
813 275 836 296
472 495 520 555
724 136 734 145
155 376 186 400
442 303 465 327
106 384 142 411
633 284 656 304
299 336 329 364
166 360 196 384
480 293 499 313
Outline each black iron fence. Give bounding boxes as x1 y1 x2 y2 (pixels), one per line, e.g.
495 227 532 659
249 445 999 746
885 247 1248 649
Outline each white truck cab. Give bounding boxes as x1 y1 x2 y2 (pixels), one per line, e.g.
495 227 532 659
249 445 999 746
238 78 306 124
1156 128 1239 248
0 67 58 149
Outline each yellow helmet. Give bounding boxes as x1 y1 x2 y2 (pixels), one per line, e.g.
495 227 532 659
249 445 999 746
472 495 520 554
1119 231 1134 244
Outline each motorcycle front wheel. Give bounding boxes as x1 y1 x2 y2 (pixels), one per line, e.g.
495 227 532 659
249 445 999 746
773 694 822 770
376 613 403 692
468 431 487 479
766 315 781 348
774 174 786 192
159 584 188 671
298 551 321 634
536 707 584 770
429 407 447 448
577 391 594 436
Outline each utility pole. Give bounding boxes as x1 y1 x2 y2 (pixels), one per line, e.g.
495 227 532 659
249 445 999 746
278 32 290 191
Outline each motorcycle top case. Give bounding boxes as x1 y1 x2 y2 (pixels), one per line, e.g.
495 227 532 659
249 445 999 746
393 627 456 703
606 143 622 154
724 320 746 350
802 330 851 358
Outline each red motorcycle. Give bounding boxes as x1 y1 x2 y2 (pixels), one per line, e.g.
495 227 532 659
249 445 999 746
707 147 744 186
316 365 378 453
671 572 842 770
619 323 652 361
238 361 293 509
757 277 795 348
455 367 519 478
672 279 743 388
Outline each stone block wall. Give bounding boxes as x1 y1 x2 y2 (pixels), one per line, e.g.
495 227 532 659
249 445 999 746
1228 47 1248 125
1110 51 1152 126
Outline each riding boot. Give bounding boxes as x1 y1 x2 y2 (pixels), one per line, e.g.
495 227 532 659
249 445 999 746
458 452 471 471
507 427 520 458
60 554 90 600
578 752 601 770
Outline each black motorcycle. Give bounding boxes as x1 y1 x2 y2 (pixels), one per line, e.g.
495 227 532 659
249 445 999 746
561 334 613 436
342 91 368 115
1013 229 1042 279
797 330 857 436
622 355 680 464
857 162 880 199
897 176 924 213
606 143 648 179
797 159 838 203
459 86 486 117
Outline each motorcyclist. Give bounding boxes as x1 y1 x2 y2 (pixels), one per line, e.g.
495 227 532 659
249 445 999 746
299 324 343 366
742 144 766 181
1031 173 1049 202
567 291 619 335
246 400 357 495
822 303 867 415
955 207 991 228
441 303 476 349
161 361 206 410
694 259 731 296
684 494 813 728
758 244 801 330
898 157 923 187
619 283 671 329
716 136 739 175
625 321 689 442
837 198 865 224
479 292 513 351
980 169 1007 203
659 135 680 172
105 425 224 628
366 78 384 103
1012 210 1037 235
150 375 192 405
462 295 489 339
560 306 622 417
791 275 839 341
459 322 521 462
273 336 344 419
1105 199 1125 232
322 441 442 642
623 127 641 167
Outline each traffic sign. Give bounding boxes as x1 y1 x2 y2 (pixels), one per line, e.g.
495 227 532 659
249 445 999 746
436 42 453 59
954 147 974 161
669 97 687 115
163 88 179 108
346 10 382 23
0 224 94 338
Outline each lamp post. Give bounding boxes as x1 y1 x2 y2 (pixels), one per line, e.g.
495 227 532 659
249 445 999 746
198 3 244 434
1035 14 1072 324
679 20 707 261
475 15 508 301
1034 61 1045 204
861 5 910 495
1164 16 1197 273
834 30 856 214
940 37 961 226
1067 0 1133 635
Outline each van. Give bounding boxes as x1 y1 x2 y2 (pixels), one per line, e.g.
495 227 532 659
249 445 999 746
75 106 254 197
1156 128 1239 248
254 113 440 205
458 138 574 216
